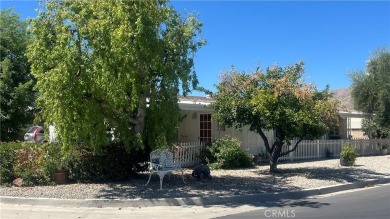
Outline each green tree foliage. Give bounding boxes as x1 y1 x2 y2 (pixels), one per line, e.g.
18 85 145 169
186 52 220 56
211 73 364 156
350 48 390 137
0 9 36 141
361 119 389 139
27 0 205 151
212 62 339 173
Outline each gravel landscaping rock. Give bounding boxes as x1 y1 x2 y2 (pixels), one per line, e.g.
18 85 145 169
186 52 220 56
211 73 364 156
1 155 389 200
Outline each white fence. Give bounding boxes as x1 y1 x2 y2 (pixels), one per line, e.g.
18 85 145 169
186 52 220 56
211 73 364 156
175 139 390 167
279 138 390 161
175 142 206 167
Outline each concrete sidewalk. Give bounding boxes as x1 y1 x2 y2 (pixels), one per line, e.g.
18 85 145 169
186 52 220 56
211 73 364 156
1 177 389 208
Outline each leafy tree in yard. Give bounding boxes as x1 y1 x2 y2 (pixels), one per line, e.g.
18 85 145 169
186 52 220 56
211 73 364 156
0 9 36 141
361 119 389 139
350 48 390 138
212 62 339 173
28 0 205 151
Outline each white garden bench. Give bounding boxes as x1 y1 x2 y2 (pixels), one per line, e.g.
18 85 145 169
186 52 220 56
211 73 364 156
145 149 185 190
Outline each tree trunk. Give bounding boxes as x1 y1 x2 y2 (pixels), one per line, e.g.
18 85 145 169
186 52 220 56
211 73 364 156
269 156 279 173
269 146 282 173
269 128 284 173
134 99 145 135
132 66 148 145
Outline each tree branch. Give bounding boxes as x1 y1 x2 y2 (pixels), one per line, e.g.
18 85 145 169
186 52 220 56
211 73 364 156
271 141 277 153
257 127 271 154
280 136 305 157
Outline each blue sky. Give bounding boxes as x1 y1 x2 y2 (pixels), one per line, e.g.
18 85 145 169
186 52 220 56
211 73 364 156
2 0 390 96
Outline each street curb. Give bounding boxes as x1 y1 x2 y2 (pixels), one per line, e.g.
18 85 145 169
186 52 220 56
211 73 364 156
1 177 390 208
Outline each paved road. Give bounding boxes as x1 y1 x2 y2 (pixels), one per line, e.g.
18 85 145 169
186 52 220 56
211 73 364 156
0 203 260 219
1 184 389 219
218 184 390 219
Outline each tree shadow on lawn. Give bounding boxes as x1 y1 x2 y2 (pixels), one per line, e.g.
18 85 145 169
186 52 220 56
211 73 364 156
94 172 335 209
269 166 389 184
95 165 388 203
94 172 301 200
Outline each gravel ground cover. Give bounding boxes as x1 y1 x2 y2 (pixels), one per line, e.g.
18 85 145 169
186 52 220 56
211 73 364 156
1 155 389 200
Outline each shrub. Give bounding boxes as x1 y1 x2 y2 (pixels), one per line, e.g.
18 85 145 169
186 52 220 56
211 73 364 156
340 144 357 166
43 143 69 175
199 141 215 164
0 142 24 184
202 136 252 169
67 142 149 182
1 141 150 185
12 143 51 186
1 142 59 185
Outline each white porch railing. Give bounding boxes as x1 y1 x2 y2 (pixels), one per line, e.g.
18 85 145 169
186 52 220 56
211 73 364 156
175 139 390 167
279 138 390 161
175 142 206 167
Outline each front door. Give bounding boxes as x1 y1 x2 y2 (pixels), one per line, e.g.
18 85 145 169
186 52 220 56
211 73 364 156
200 113 212 143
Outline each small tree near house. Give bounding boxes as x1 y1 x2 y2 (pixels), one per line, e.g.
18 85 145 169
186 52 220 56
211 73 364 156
212 61 339 173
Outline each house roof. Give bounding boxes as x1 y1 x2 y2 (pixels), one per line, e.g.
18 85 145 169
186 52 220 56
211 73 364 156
178 95 213 111
178 89 370 117
178 95 214 104
179 89 356 108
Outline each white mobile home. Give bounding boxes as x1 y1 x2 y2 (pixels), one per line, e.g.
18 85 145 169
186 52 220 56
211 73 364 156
177 95 274 155
176 94 371 156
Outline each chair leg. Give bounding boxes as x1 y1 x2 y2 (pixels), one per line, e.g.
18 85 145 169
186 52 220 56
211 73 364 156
145 171 153 186
158 171 166 190
180 169 185 184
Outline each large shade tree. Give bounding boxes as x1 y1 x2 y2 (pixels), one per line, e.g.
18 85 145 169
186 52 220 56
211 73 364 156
212 62 339 173
350 48 390 138
28 0 205 151
0 9 36 141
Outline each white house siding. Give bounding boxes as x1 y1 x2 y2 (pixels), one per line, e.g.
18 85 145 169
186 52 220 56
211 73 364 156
177 109 274 155
177 110 206 142
217 125 274 156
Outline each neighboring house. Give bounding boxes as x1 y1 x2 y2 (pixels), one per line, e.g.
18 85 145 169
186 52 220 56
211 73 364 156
330 88 370 139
